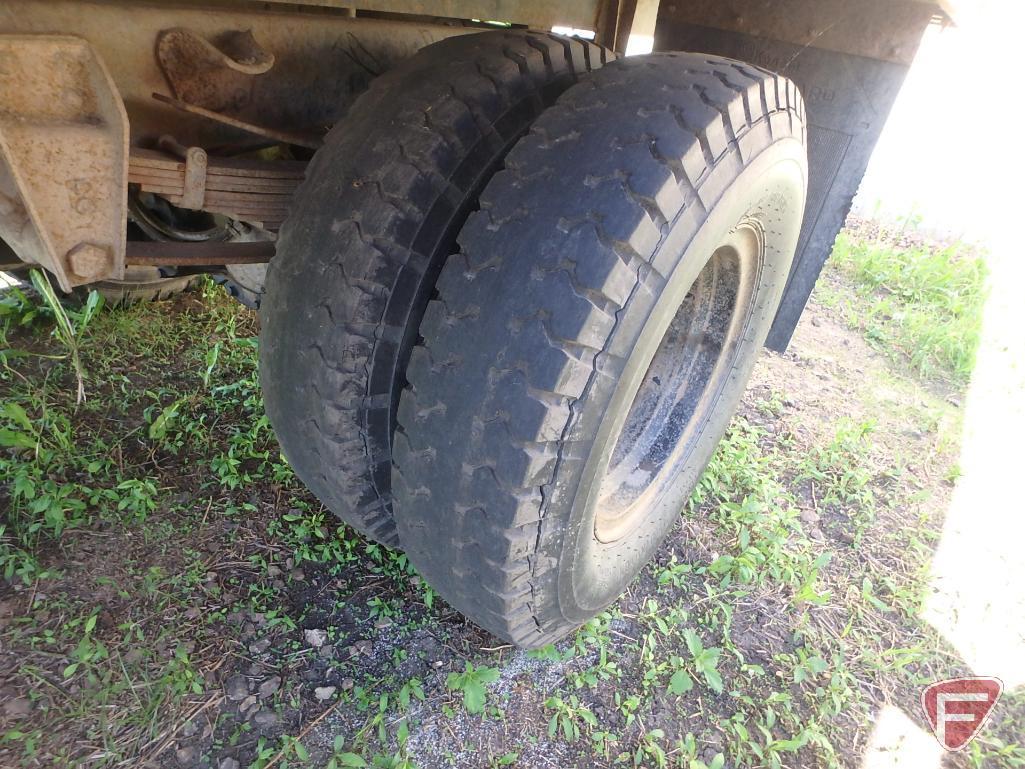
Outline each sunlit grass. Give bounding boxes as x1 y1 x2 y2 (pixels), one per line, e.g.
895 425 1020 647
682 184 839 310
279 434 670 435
824 230 988 386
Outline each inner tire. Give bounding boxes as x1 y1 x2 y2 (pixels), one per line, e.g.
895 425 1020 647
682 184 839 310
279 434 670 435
260 31 609 545
84 266 196 306
393 53 807 646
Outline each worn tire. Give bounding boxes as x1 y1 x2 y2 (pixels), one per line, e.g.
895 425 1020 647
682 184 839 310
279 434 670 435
260 31 610 545
393 53 808 646
86 267 197 306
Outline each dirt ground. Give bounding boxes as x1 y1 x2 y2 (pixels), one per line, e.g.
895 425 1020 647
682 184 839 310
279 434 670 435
1 233 1022 769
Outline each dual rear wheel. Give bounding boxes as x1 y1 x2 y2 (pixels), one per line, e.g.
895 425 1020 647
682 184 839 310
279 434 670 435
261 33 807 646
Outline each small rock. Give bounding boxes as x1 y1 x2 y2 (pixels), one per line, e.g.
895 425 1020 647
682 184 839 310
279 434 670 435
289 568 305 582
184 607 202 620
373 617 392 629
250 612 266 625
249 638 271 654
304 628 328 648
318 645 335 659
175 745 200 766
3 697 31 718
258 677 281 699
314 686 337 701
810 315 822 327
267 565 282 578
808 526 826 542
799 509 820 524
224 674 249 702
239 695 258 715
219 759 240 769
181 719 199 738
340 678 354 691
251 709 277 727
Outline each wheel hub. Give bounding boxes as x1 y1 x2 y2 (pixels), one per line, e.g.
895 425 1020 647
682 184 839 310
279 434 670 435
594 224 763 543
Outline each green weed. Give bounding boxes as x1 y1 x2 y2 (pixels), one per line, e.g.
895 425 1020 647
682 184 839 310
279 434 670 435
446 662 500 715
826 230 987 385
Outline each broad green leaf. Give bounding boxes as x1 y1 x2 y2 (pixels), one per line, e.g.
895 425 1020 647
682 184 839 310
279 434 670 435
683 629 703 657
2 402 32 431
668 669 694 695
476 666 500 684
0 429 35 449
463 680 485 713
703 667 724 694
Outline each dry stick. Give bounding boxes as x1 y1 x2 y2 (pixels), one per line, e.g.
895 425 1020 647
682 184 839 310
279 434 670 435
261 700 342 769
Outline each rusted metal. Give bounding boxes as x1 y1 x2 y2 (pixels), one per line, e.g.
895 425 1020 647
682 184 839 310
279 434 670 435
2 1 474 149
128 148 305 230
157 27 275 115
155 136 210 210
151 92 324 150
125 240 275 266
0 35 128 291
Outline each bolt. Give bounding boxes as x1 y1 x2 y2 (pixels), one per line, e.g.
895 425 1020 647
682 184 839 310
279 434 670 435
66 242 111 280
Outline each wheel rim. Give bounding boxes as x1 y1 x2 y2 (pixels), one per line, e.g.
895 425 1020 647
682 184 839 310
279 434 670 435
594 223 763 543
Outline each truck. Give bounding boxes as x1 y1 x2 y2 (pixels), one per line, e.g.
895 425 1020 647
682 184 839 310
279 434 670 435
0 0 952 647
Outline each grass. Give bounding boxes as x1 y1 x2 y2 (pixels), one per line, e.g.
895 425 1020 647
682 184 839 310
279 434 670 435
1 224 1023 769
820 224 988 386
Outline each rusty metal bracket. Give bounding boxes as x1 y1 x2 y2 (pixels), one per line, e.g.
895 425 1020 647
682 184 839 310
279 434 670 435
157 27 274 115
0 35 128 290
156 135 208 209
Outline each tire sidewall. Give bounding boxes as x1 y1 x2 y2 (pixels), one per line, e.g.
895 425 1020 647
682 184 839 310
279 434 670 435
547 139 808 623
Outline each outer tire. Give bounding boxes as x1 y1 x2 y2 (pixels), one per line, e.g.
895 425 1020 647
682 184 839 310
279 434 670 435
260 31 609 545
393 53 807 646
